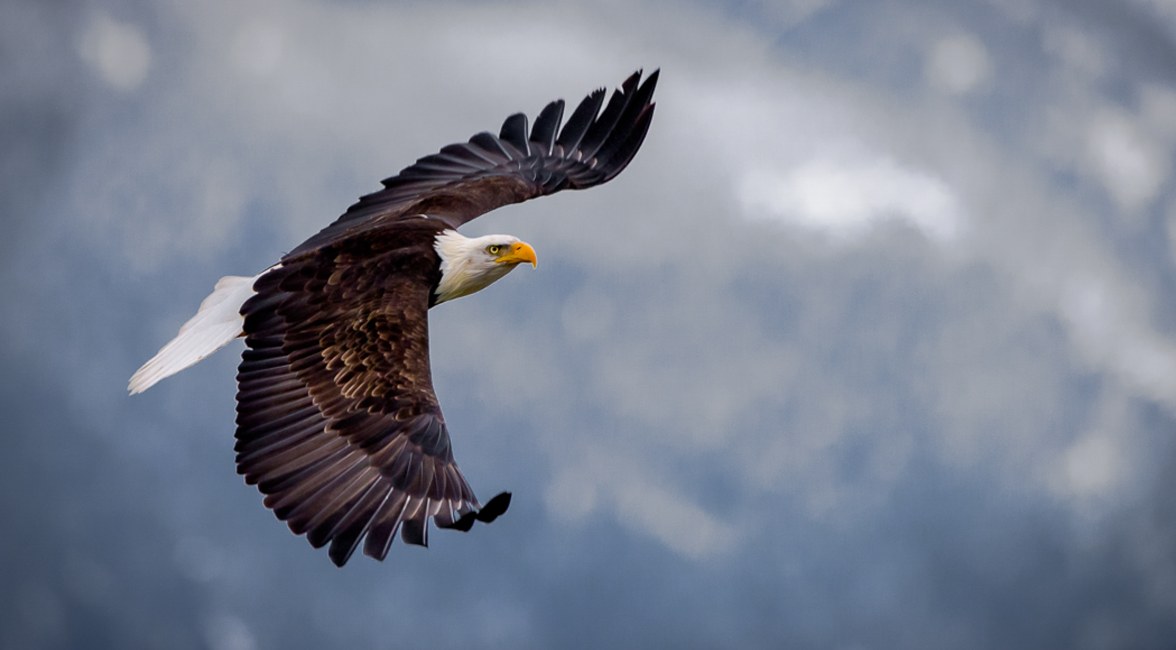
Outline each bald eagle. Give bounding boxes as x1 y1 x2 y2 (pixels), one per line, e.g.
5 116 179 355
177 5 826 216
129 71 658 566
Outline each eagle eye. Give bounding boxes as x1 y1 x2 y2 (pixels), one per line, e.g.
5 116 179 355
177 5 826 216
487 244 502 255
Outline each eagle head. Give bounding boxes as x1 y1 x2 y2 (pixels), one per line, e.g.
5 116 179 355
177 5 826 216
433 230 537 304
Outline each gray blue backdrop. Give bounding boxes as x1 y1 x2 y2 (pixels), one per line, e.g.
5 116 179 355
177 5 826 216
3 0 1175 647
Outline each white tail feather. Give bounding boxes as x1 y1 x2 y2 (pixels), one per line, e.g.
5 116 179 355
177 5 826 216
128 271 267 394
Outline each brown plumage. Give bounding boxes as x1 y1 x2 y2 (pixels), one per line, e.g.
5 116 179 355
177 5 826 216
228 70 658 566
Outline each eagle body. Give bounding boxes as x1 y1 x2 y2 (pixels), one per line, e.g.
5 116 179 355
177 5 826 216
131 71 658 566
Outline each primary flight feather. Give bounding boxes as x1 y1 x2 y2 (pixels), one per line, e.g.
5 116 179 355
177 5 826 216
129 70 658 566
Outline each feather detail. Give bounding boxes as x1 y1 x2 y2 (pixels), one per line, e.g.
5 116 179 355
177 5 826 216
128 269 273 394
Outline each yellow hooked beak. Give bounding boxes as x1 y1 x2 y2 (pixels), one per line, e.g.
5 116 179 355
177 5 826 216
495 241 538 268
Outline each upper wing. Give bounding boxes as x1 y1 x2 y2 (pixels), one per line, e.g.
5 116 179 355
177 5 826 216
289 69 658 255
234 221 508 566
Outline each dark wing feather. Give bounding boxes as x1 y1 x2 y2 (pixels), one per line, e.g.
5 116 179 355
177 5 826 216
498 113 531 156
290 70 658 255
234 219 507 567
556 88 606 151
529 100 564 155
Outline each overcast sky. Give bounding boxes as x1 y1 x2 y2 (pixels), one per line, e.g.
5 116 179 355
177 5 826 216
3 0 1176 648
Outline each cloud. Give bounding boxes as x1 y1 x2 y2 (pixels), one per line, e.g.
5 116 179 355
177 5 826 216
77 12 151 91
204 614 257 650
1042 20 1110 79
545 451 737 559
925 32 993 96
737 154 965 243
1085 107 1171 214
1058 272 1176 411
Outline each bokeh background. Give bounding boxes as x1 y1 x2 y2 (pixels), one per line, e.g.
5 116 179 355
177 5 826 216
4 0 1176 647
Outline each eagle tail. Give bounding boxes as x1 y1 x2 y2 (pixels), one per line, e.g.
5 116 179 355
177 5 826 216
128 271 264 394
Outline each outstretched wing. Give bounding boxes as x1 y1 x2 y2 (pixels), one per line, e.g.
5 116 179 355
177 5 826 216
290 69 658 255
234 220 509 567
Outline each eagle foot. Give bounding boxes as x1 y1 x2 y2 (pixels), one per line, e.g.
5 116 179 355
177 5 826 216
439 491 512 532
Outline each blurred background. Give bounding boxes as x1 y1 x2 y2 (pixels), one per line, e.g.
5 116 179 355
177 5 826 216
3 0 1176 647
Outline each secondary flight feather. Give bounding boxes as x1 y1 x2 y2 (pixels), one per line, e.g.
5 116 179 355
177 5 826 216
129 70 658 566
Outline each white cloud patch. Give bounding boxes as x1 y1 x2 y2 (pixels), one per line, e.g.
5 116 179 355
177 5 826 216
737 155 964 243
925 32 993 95
203 613 257 650
1045 393 1142 525
1051 433 1124 499
1086 108 1170 214
78 13 151 91
1059 275 1176 411
1042 21 1109 79
613 478 735 560
545 452 736 560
